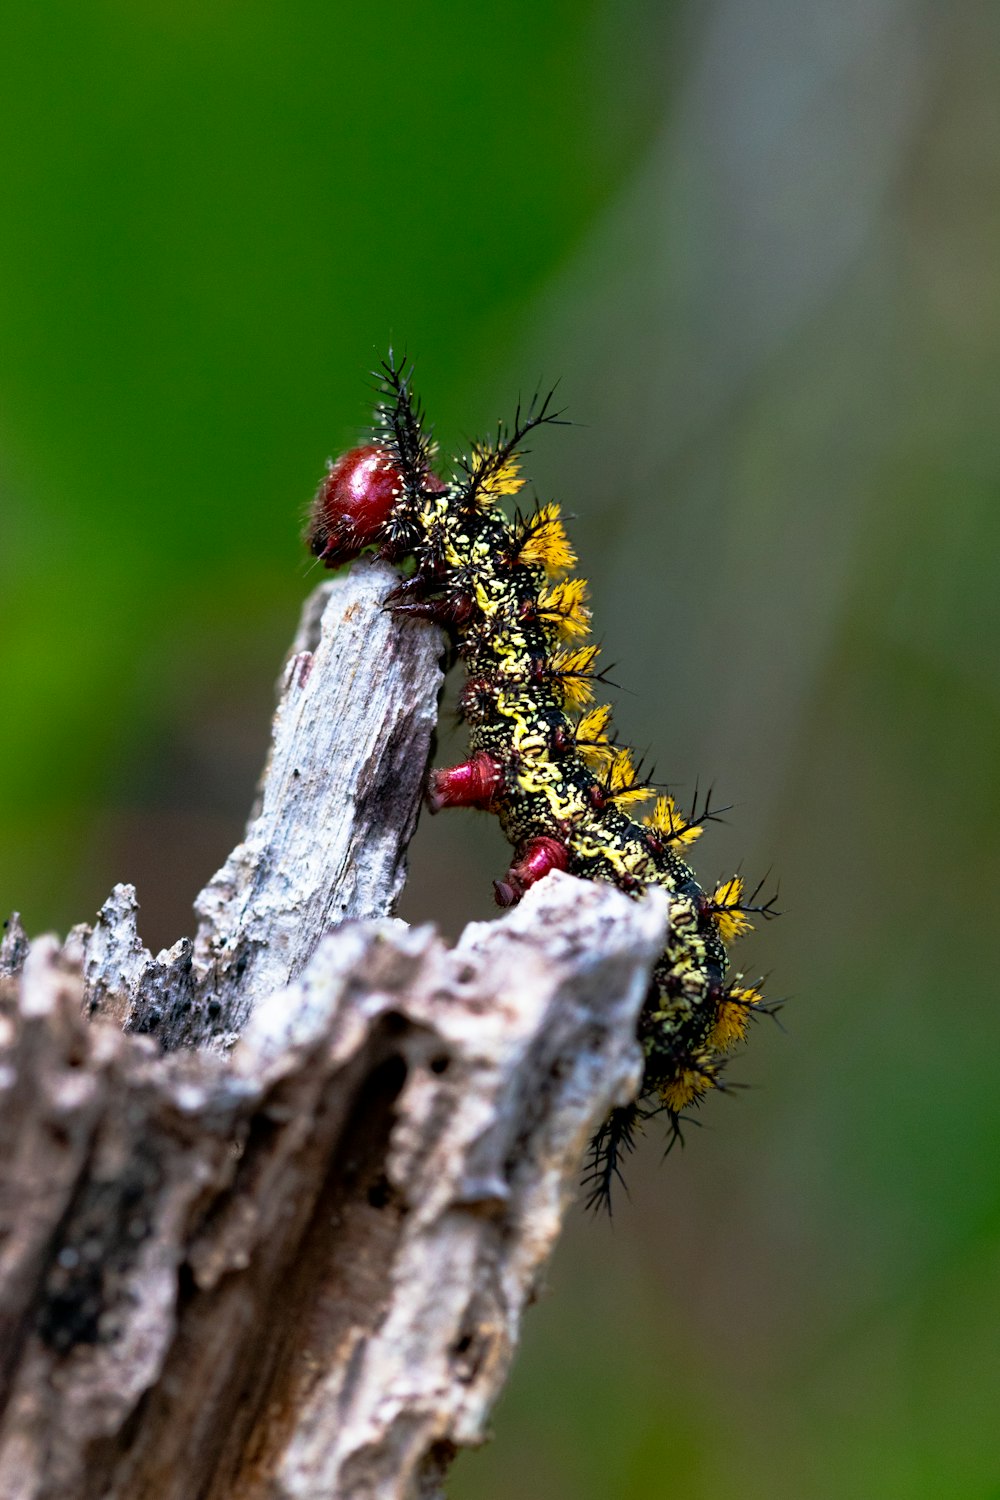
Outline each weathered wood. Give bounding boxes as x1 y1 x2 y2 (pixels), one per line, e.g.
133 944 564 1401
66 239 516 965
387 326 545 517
0 562 667 1500
58 562 448 1050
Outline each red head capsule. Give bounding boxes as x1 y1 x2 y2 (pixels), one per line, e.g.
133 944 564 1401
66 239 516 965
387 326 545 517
307 445 404 567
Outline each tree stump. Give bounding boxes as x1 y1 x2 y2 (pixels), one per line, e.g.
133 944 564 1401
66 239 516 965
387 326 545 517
0 561 667 1500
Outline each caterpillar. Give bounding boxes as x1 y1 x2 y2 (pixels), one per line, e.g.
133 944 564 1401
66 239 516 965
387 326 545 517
307 355 776 1208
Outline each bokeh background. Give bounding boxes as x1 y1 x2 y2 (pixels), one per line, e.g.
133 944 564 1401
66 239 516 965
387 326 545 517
2 1 998 1495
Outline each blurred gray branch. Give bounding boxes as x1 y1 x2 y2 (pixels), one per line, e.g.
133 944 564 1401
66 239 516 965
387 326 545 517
0 563 665 1500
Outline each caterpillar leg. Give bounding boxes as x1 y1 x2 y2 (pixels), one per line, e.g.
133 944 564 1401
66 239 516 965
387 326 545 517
493 836 570 907
427 754 503 812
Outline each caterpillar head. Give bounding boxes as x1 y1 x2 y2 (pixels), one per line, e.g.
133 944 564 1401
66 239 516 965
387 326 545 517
307 445 404 567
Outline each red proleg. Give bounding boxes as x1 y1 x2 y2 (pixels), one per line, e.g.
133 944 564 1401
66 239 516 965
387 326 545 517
427 752 503 813
493 836 570 907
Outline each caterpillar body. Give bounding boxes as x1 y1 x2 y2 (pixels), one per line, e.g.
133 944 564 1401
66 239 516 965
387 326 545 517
307 357 775 1207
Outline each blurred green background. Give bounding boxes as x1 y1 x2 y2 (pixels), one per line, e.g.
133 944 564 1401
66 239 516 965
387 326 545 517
2 1 998 1495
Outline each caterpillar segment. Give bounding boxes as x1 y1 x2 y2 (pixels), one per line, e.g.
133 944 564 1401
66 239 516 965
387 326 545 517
307 356 773 1208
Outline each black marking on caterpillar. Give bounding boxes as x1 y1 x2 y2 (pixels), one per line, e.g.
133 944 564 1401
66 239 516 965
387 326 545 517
307 354 777 1210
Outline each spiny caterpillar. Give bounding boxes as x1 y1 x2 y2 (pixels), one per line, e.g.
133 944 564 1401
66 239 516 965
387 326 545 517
307 356 776 1208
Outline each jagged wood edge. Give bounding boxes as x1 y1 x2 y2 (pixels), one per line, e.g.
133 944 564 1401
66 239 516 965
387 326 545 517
0 881 665 1500
3 561 449 1049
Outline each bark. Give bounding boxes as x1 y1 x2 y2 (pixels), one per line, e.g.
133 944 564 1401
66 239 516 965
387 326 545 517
0 560 667 1500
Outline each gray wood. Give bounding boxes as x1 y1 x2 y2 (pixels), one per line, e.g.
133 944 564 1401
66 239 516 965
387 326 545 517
0 564 667 1500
